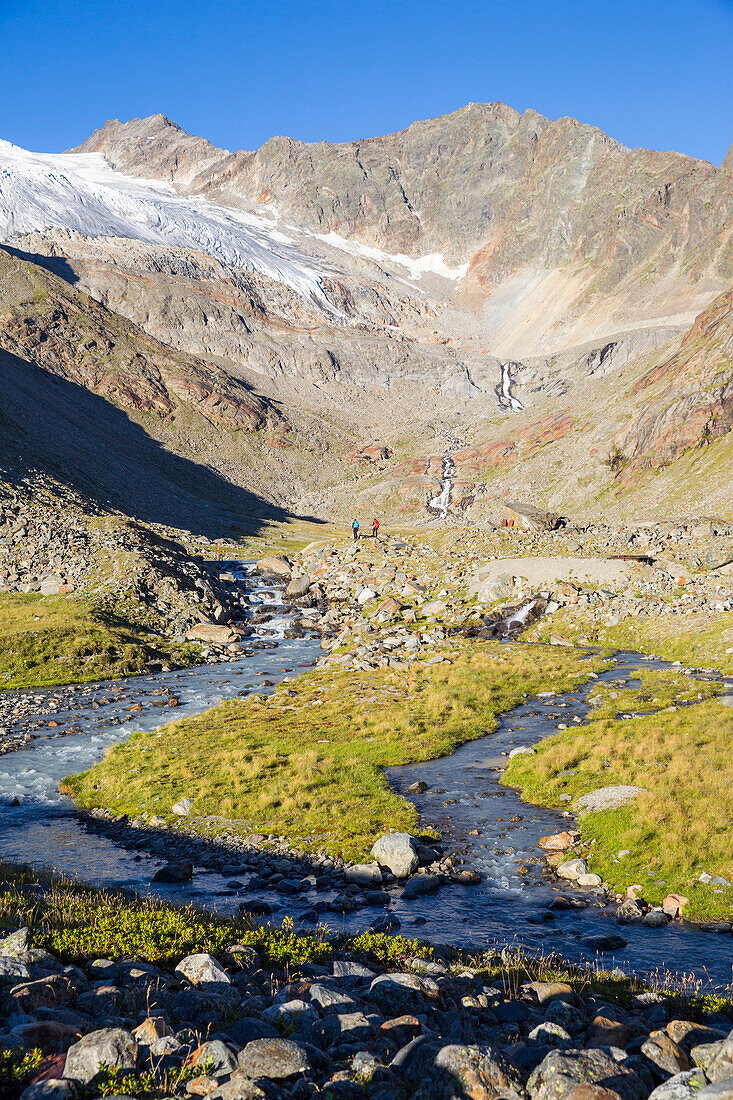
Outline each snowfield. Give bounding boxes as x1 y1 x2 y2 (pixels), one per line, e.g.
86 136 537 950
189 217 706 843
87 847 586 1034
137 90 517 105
0 140 337 312
314 229 469 282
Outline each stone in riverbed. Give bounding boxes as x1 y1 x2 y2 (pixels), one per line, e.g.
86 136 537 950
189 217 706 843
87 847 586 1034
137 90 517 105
556 858 588 881
256 555 292 578
152 859 193 883
581 934 628 952
577 873 603 887
344 862 382 886
402 874 442 899
185 623 236 644
371 833 419 878
616 899 645 923
539 831 576 851
285 575 312 598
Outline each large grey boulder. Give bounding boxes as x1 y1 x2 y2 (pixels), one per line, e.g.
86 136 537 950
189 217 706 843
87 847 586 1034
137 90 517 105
0 956 30 984
208 1074 269 1100
642 1031 692 1079
706 551 733 571
344 863 382 886
237 1037 312 1079
0 926 32 958
174 952 231 988
369 972 439 1014
63 1027 138 1083
256 555 292 578
191 1039 239 1078
402 873 442 899
705 1035 733 1081
649 1069 708 1100
556 858 588 881
527 1047 647 1100
413 1042 525 1099
371 832 419 878
285 574 312 598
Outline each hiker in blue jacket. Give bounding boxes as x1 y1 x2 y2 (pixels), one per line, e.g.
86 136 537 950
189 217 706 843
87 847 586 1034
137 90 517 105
352 519 359 541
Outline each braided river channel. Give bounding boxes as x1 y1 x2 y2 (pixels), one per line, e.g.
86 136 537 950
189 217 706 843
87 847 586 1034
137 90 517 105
0 567 731 991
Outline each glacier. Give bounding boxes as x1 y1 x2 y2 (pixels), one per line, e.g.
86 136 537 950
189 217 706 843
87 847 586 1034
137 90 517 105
0 140 338 312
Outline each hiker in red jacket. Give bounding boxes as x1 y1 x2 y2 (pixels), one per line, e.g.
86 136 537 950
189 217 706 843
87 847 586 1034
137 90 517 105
372 517 380 539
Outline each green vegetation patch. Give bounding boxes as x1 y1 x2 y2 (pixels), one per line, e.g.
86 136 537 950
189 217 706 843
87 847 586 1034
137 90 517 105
0 861 428 970
0 592 199 691
587 667 724 720
504 696 733 921
65 641 600 860
533 605 733 674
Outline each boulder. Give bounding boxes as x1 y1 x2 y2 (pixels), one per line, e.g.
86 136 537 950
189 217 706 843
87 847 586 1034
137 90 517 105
237 1037 311 1080
171 798 194 816
556 858 589 881
647 1070 707 1100
185 623 235 644
662 894 689 919
402 874 442 899
207 1073 269 1099
539 832 576 851
642 1032 691 1079
420 600 447 619
285 575 312 598
372 833 419 878
617 899 645 923
528 1048 647 1100
152 859 193 883
62 1028 137 1084
370 972 440 1014
190 1040 239 1079
413 1042 525 1099
344 863 382 886
706 551 733 571
19 1083 75 1100
0 956 31 984
174 953 231 988
256 555 292 578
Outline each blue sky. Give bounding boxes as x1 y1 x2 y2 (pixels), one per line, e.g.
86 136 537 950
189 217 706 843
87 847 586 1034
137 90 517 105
2 0 732 163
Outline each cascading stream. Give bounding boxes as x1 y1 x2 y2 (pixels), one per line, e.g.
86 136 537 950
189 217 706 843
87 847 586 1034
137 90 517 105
1 570 732 987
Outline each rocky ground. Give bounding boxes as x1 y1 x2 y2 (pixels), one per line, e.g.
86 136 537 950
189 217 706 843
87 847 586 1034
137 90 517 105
3 905 733 1100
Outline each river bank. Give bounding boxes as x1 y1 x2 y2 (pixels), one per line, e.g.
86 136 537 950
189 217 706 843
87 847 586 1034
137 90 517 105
2 861 733 1100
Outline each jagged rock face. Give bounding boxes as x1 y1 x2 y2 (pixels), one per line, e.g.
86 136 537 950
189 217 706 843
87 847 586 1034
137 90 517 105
616 288 733 472
0 248 278 431
73 105 733 298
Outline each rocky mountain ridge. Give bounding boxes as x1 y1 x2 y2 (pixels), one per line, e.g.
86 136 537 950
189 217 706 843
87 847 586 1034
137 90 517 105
2 103 733 525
